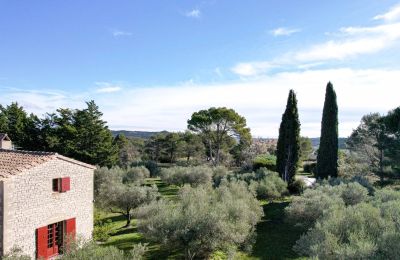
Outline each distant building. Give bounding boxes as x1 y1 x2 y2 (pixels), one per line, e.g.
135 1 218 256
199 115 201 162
0 133 95 259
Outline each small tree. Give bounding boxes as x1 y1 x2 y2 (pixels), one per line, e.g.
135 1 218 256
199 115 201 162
316 82 339 178
276 90 301 183
97 175 159 227
137 182 263 259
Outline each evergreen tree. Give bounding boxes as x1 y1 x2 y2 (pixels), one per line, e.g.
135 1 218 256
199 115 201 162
316 82 339 178
276 90 301 183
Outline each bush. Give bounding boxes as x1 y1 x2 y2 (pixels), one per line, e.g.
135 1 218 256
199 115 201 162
135 160 159 177
285 185 344 229
212 166 229 187
252 154 276 171
291 185 400 259
137 182 263 258
60 241 147 260
123 166 150 185
160 166 213 187
303 162 316 174
93 219 112 242
288 179 306 194
250 172 288 200
2 247 31 260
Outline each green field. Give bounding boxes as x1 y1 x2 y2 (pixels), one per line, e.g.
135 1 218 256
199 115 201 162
97 178 306 259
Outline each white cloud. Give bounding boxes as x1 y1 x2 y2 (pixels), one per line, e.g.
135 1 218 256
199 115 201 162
3 69 399 137
111 29 132 37
91 68 400 137
94 82 123 93
374 4 400 22
232 7 400 77
270 27 301 36
185 9 201 18
231 62 274 77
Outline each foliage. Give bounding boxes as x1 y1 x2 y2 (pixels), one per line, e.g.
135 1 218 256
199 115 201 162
187 107 251 166
160 166 213 187
347 110 400 181
299 137 313 161
136 160 160 177
93 220 112 242
212 166 230 187
249 172 288 200
288 179 306 194
303 162 316 174
181 131 205 164
252 154 276 171
2 247 31 260
123 166 150 185
316 82 339 179
60 241 147 260
113 134 143 168
276 90 301 183
137 182 263 259
97 172 159 226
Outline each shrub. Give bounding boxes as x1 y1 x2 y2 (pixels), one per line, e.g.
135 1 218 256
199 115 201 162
60 241 147 260
285 185 344 229
338 182 369 206
160 166 213 187
303 162 316 174
250 172 288 200
212 166 229 187
288 179 306 194
252 154 276 171
2 247 31 260
135 160 159 177
137 182 263 259
93 219 112 242
123 166 150 185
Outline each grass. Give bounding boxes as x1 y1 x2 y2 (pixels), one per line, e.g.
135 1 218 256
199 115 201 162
97 178 305 259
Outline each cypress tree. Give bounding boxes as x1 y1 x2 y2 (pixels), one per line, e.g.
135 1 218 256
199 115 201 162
276 90 301 183
316 82 339 178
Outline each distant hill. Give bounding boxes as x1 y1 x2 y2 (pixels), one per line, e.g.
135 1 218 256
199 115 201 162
310 137 348 149
111 130 167 139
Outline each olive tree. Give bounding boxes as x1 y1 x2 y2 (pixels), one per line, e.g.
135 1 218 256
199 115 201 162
137 182 263 259
160 166 213 187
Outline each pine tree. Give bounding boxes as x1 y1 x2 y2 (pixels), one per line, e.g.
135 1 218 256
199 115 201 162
316 82 339 178
276 90 301 183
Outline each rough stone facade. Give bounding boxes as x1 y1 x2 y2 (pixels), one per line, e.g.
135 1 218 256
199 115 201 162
1 158 94 259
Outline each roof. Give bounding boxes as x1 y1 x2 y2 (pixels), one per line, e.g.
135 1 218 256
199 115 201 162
0 149 96 179
0 133 10 141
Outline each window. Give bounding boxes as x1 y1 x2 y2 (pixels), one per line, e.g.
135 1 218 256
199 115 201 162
52 177 71 192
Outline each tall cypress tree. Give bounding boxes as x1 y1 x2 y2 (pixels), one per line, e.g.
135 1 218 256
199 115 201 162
276 90 301 183
316 82 339 178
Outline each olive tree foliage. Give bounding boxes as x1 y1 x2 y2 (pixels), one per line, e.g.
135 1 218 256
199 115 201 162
249 172 288 200
160 166 213 187
187 107 251 166
95 167 159 227
60 240 148 260
288 180 400 259
286 182 369 229
137 182 263 260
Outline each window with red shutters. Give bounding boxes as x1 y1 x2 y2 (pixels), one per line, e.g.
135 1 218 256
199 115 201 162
52 177 71 192
61 177 70 192
64 218 76 252
37 226 48 259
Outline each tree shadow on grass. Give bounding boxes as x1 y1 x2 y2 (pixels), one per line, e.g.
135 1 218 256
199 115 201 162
251 201 305 260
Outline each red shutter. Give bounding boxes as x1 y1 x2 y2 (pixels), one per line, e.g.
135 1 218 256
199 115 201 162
64 218 76 252
36 226 48 259
61 177 70 192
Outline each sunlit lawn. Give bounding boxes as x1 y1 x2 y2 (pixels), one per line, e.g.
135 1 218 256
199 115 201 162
97 178 305 259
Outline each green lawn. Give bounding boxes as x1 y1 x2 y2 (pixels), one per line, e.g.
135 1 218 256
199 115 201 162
97 178 305 259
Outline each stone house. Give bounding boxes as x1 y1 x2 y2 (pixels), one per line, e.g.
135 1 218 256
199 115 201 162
0 134 95 259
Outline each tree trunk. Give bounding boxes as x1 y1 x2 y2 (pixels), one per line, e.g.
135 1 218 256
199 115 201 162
124 208 131 227
379 148 384 184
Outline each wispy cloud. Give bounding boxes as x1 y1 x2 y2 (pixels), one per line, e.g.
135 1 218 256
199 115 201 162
232 5 400 77
270 27 301 36
374 4 400 22
95 82 122 93
111 29 132 37
231 62 274 77
185 8 201 18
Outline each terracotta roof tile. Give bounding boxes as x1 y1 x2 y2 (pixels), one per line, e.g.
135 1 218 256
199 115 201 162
0 149 96 179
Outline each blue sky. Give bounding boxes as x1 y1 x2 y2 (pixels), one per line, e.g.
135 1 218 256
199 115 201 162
1 0 400 137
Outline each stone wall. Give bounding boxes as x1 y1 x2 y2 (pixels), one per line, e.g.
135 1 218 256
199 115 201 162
0 181 3 255
2 159 94 259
